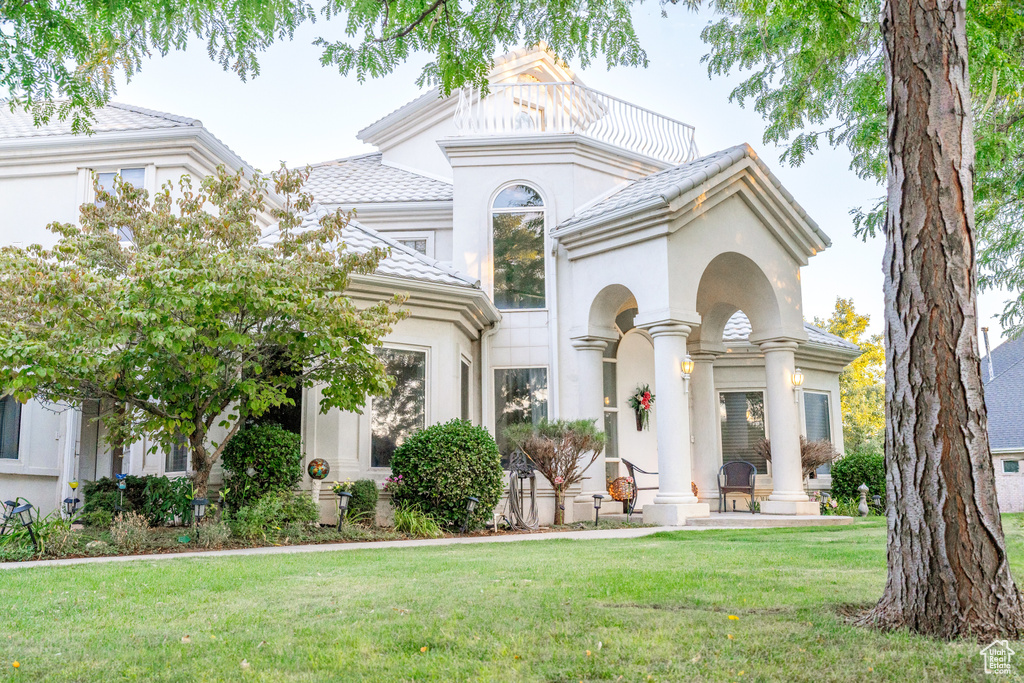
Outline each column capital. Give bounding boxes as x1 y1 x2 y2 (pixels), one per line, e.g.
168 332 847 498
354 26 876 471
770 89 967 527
690 352 720 364
570 336 614 352
638 321 692 339
758 339 800 354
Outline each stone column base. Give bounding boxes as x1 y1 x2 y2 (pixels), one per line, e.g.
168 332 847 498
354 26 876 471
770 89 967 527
571 499 599 525
642 502 711 526
760 500 820 516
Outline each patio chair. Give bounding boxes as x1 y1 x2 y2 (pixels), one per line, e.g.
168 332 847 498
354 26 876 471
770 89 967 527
718 461 757 513
621 459 658 516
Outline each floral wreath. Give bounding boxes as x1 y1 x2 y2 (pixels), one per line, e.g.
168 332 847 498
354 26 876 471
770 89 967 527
627 384 655 430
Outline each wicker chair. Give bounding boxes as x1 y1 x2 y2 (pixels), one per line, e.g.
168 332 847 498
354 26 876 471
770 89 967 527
621 459 658 516
718 461 757 513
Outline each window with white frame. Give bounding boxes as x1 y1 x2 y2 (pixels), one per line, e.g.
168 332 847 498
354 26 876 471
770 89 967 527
803 391 833 476
494 367 548 465
397 238 428 255
719 391 766 472
461 359 471 421
492 184 545 310
166 434 189 473
1004 459 1020 474
95 167 146 240
371 348 427 468
0 395 21 460
602 340 619 483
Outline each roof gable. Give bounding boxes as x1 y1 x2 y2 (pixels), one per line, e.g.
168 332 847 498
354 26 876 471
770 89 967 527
552 143 830 264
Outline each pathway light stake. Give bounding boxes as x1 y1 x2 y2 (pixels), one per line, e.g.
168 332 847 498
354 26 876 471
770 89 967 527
858 483 870 517
115 473 127 513
191 498 208 530
335 490 352 532
592 494 605 527
872 494 882 510
13 504 38 553
1 500 16 535
461 496 480 533
62 497 81 519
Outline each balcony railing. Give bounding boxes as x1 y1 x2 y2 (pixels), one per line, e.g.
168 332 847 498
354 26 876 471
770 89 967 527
453 82 699 165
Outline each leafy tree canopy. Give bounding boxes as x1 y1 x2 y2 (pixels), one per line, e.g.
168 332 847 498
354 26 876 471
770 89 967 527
0 166 405 494
814 297 884 452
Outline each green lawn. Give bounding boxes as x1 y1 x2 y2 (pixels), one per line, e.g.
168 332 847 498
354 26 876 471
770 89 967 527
1 518 1020 682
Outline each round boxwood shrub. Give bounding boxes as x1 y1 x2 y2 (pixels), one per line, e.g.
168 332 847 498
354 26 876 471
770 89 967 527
831 448 886 499
221 423 303 510
388 419 503 529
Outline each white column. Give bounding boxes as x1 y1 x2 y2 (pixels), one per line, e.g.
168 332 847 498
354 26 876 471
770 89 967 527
759 341 819 515
690 352 722 507
571 337 612 522
642 323 710 525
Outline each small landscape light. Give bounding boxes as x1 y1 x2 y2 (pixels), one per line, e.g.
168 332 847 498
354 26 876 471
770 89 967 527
0 500 16 535
191 498 208 528
461 496 480 533
336 490 353 532
13 503 38 552
592 493 605 527
62 497 81 519
872 494 882 508
115 473 127 512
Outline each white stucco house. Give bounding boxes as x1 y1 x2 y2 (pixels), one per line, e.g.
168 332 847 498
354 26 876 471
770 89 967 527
0 46 860 525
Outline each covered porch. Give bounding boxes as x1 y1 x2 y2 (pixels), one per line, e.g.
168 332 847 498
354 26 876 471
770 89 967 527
552 144 842 525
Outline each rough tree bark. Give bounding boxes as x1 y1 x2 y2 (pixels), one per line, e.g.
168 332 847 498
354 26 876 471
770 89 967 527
860 0 1024 639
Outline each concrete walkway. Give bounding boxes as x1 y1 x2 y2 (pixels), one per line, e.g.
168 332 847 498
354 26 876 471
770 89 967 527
1 526 676 570
1 514 860 570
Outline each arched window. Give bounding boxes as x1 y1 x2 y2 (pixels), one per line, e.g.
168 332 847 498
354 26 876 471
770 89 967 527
492 184 545 309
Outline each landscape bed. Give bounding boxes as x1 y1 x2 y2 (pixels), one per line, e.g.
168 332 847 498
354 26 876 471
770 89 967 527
1 517 1019 682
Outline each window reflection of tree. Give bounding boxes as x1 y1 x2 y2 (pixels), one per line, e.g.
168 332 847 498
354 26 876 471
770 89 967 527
720 391 766 471
371 348 426 468
494 368 548 466
493 212 545 309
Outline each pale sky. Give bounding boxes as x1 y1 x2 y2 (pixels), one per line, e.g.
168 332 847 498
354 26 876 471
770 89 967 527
111 5 1013 345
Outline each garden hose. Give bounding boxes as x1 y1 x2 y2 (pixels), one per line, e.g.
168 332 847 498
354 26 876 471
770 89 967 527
505 470 539 530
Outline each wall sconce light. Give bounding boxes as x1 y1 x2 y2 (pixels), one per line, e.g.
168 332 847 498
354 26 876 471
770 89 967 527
592 493 605 527
791 367 805 403
680 355 694 393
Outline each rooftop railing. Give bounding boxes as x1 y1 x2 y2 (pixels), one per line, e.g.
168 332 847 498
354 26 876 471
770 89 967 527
453 82 699 165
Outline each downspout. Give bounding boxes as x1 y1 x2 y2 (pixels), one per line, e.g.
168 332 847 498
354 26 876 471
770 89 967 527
481 319 501 433
982 327 995 380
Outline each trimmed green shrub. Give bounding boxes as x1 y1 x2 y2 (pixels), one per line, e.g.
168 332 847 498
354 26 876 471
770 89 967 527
388 419 503 529
82 475 191 525
831 448 886 499
333 479 379 524
221 423 303 510
227 490 320 541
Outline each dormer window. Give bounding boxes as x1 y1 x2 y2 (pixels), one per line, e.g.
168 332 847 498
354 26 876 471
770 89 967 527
492 184 545 310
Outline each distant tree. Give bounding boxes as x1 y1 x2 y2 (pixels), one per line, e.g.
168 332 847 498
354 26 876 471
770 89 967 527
814 298 884 452
0 166 405 496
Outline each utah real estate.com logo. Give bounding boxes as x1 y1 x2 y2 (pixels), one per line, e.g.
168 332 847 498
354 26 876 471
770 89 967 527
981 640 1016 675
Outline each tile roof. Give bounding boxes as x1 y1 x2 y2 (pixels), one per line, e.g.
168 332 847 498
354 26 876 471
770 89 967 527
0 101 201 139
982 335 1024 450
304 153 453 205
556 144 826 248
261 205 476 288
723 311 860 352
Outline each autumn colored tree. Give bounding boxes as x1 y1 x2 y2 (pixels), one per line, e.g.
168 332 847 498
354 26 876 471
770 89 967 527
0 167 405 496
814 298 884 452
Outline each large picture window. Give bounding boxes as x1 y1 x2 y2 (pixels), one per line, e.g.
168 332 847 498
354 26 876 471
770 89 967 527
372 348 427 468
0 396 21 460
492 184 545 310
720 391 766 472
494 368 549 462
804 392 832 476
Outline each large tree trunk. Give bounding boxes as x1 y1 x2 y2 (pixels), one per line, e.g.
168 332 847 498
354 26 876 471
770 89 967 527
861 0 1024 639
